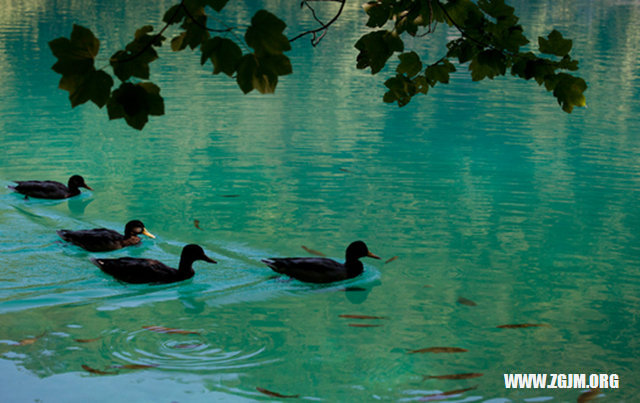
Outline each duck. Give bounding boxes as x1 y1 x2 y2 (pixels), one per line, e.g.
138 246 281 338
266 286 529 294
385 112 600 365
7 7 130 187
57 220 156 252
261 240 380 284
90 244 216 284
9 175 92 199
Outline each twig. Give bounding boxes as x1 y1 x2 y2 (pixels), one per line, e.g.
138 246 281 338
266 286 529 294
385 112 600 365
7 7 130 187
289 0 346 46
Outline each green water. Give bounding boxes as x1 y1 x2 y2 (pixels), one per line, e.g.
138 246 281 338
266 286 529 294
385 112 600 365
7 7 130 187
1 0 639 401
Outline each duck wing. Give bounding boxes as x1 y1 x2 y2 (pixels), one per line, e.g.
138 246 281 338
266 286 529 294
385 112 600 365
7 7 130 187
91 257 178 284
11 180 71 199
58 228 127 252
261 257 348 283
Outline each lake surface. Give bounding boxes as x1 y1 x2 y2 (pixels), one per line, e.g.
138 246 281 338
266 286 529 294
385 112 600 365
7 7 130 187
0 0 638 401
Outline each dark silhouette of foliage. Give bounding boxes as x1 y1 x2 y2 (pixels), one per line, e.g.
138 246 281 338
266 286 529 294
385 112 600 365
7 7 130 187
49 0 587 130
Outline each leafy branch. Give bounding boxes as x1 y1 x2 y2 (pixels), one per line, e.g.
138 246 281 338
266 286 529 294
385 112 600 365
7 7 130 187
49 0 587 130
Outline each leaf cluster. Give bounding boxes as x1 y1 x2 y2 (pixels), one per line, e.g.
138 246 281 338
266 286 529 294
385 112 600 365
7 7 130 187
49 0 587 130
49 1 292 130
359 0 586 112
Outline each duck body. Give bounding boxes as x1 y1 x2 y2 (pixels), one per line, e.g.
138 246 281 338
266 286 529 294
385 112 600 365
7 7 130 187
262 241 380 284
9 175 92 199
57 220 155 252
90 244 216 284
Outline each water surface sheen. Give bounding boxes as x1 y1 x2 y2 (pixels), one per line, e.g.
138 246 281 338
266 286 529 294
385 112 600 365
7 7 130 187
0 0 638 401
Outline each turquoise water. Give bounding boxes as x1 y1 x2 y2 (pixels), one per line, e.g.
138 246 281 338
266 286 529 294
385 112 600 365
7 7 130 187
1 0 639 401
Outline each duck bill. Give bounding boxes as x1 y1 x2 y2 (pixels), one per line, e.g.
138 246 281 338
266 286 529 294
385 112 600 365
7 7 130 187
203 255 217 264
83 184 93 190
367 251 381 259
142 229 156 239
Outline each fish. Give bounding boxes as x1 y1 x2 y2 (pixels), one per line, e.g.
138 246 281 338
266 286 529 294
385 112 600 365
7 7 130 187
347 323 383 328
75 337 102 343
301 245 326 256
220 194 240 198
424 373 483 380
423 284 433 288
143 326 200 335
419 386 477 401
408 347 468 354
111 364 157 370
193 219 202 230
256 387 299 398
81 364 117 375
339 168 352 173
497 324 550 329
456 297 477 306
339 314 386 320
17 332 46 346
385 256 398 264
577 388 601 403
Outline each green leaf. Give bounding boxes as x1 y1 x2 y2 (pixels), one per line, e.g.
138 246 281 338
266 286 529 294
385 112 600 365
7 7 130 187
59 70 113 108
245 10 290 56
552 73 587 112
362 1 392 28
200 37 242 76
236 55 258 94
259 54 293 76
204 0 229 12
383 73 419 107
110 25 163 81
107 82 164 130
171 32 187 51
49 24 100 76
469 49 506 81
539 29 572 57
446 38 479 64
163 4 186 24
424 59 455 86
181 8 210 49
478 0 516 22
355 30 404 74
396 51 422 78
235 53 291 94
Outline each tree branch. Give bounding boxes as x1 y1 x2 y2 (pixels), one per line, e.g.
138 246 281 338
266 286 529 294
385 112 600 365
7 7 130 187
289 0 346 46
